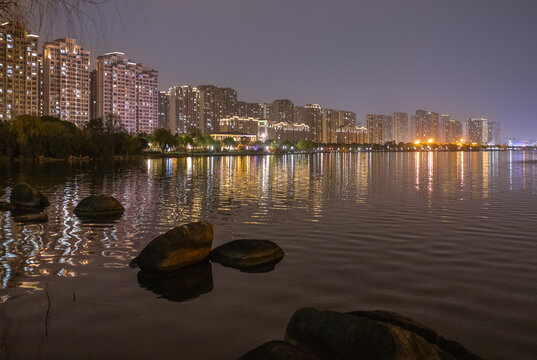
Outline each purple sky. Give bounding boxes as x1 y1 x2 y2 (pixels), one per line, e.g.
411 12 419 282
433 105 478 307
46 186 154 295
43 0 537 139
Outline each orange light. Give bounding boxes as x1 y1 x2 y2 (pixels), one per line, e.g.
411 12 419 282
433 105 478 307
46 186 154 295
428 138 434 143
414 140 420 145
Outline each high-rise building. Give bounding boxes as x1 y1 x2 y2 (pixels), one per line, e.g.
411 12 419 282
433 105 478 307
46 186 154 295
169 85 200 134
89 69 97 119
94 52 158 133
446 119 462 143
0 22 39 120
198 85 237 133
303 104 323 142
270 99 294 123
467 117 500 144
366 114 393 144
43 38 90 127
158 91 169 129
413 110 439 142
467 118 489 144
438 114 450 143
393 112 409 143
236 101 262 119
135 63 158 134
259 103 272 120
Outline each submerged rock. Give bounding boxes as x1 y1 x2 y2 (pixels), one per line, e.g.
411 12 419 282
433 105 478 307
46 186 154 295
285 308 479 360
209 239 284 272
137 261 213 302
73 195 124 218
239 340 319 360
13 213 48 223
134 221 213 273
10 183 49 209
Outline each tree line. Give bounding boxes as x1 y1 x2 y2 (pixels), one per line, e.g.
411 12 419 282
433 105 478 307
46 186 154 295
0 115 147 159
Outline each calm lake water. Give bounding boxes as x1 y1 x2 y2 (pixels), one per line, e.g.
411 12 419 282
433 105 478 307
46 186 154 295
1 152 536 359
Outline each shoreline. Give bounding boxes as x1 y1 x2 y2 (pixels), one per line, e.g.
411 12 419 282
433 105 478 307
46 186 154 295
1 147 536 163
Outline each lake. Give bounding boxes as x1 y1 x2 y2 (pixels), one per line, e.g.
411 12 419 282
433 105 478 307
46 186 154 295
1 151 536 359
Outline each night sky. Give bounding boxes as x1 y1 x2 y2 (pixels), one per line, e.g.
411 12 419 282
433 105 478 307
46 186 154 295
41 0 537 139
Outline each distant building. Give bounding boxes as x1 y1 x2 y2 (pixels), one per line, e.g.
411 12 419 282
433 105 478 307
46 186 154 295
89 69 97 120
158 91 169 129
236 101 262 119
267 121 311 142
366 114 393 144
94 52 158 133
259 103 272 120
270 99 294 123
467 117 489 144
168 85 200 134
336 125 367 144
43 38 90 126
413 109 439 142
303 104 323 143
198 85 237 133
219 116 259 136
393 112 409 143
0 22 39 120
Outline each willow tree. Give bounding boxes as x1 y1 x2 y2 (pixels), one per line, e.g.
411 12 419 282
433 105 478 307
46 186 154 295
0 0 109 32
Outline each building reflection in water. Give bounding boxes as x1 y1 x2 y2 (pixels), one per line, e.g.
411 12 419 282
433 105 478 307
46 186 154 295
1 151 537 293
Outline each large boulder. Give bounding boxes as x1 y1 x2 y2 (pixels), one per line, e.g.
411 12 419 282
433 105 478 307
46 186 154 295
10 183 49 209
209 239 284 272
133 221 213 273
347 311 482 360
73 195 124 218
239 340 319 360
137 261 213 302
285 308 478 360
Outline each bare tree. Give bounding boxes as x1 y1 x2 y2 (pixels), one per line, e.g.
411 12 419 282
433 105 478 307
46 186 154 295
0 0 110 36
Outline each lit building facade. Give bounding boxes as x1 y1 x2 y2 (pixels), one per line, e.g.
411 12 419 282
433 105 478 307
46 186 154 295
198 85 237 133
467 117 500 144
270 99 294 123
43 38 90 126
413 109 439 142
393 112 409 143
267 121 311 142
236 101 262 119
219 116 259 136
94 52 158 133
169 85 200 134
366 114 393 144
0 22 39 120
336 125 367 144
158 91 169 129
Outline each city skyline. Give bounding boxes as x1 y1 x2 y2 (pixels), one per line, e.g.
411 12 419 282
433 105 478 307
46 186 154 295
30 0 537 140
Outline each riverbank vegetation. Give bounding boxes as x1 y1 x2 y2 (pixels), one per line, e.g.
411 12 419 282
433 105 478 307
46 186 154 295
0 115 148 160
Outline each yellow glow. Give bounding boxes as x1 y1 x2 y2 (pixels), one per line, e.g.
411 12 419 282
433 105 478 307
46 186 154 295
414 140 420 145
460 138 464 143
428 138 434 143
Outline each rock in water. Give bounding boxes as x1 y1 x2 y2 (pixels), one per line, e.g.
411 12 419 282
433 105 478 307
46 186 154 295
10 183 49 209
73 195 124 218
209 239 284 272
137 261 213 302
239 340 319 360
347 311 482 360
285 308 470 360
134 221 213 273
13 213 48 223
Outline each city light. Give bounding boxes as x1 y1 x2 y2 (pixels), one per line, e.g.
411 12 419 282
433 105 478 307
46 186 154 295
414 140 420 145
428 138 434 143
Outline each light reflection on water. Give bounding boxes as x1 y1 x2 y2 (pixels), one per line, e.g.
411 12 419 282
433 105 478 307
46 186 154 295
0 151 536 359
